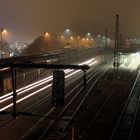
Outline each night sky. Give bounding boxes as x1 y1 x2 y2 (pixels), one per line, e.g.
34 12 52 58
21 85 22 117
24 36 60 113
0 0 140 42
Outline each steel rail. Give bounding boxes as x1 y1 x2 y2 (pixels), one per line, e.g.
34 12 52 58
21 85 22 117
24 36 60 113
38 68 108 140
110 71 140 140
19 66 101 139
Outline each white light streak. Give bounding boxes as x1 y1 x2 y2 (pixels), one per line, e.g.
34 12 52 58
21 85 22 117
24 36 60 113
0 84 52 112
0 57 97 111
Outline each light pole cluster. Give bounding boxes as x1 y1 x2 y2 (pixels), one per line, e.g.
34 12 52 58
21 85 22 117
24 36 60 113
60 28 95 48
43 28 97 48
42 28 111 49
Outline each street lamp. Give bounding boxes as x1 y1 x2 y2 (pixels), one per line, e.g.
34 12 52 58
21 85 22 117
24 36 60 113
44 32 49 38
44 31 50 46
64 28 72 46
0 27 7 59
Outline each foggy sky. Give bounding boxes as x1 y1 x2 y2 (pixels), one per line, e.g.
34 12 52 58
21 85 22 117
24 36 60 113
0 0 140 42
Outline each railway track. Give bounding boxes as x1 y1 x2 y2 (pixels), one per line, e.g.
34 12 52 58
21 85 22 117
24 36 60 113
0 57 96 123
0 68 85 128
0 60 106 139
20 65 109 139
61 67 139 140
110 70 140 140
1 63 140 139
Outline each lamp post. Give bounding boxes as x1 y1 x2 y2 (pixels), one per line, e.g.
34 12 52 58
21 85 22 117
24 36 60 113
85 33 93 47
0 27 7 59
44 31 49 38
64 28 72 46
44 31 50 46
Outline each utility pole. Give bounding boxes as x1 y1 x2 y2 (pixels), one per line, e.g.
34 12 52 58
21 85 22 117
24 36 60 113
113 14 120 79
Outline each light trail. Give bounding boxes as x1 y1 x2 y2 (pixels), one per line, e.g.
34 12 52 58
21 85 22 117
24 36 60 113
65 70 81 78
0 58 95 100
0 58 96 111
0 58 94 100
0 76 53 100
0 84 52 112
0 68 9 71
